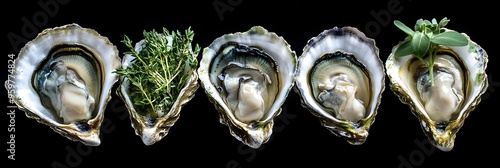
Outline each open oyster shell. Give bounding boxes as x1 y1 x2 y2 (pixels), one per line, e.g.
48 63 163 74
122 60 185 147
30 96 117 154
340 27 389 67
294 26 385 145
9 24 121 146
117 38 199 146
198 26 297 148
386 30 488 151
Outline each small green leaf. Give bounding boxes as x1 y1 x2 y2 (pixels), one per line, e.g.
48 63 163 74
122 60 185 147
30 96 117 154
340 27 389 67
412 32 430 58
431 18 437 25
424 27 433 36
439 17 449 28
394 20 415 36
415 19 424 31
423 20 432 26
427 24 435 32
394 40 413 57
431 31 468 46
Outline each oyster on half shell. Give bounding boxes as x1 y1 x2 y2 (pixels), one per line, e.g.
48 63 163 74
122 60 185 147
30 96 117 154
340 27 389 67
294 26 385 144
198 26 297 148
116 30 199 146
8 24 121 146
386 29 488 151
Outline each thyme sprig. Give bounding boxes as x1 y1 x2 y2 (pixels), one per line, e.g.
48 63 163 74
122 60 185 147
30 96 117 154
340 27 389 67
393 17 468 86
115 27 200 119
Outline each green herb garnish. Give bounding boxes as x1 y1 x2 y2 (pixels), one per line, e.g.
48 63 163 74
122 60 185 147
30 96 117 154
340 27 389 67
393 17 468 86
115 27 200 119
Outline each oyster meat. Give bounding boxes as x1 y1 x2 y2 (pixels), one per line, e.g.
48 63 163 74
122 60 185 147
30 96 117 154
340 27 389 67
386 29 488 151
198 26 297 148
8 24 121 146
294 26 385 144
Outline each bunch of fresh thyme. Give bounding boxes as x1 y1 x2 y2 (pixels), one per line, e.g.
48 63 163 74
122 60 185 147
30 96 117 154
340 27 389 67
115 27 200 119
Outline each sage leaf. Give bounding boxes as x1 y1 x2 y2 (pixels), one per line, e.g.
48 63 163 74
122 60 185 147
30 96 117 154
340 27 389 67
394 20 414 36
415 19 424 31
432 18 437 25
394 40 413 57
412 32 430 58
431 31 468 46
424 20 432 26
438 17 449 28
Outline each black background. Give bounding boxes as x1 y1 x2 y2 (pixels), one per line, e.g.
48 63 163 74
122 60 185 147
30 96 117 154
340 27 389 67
4 0 499 167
